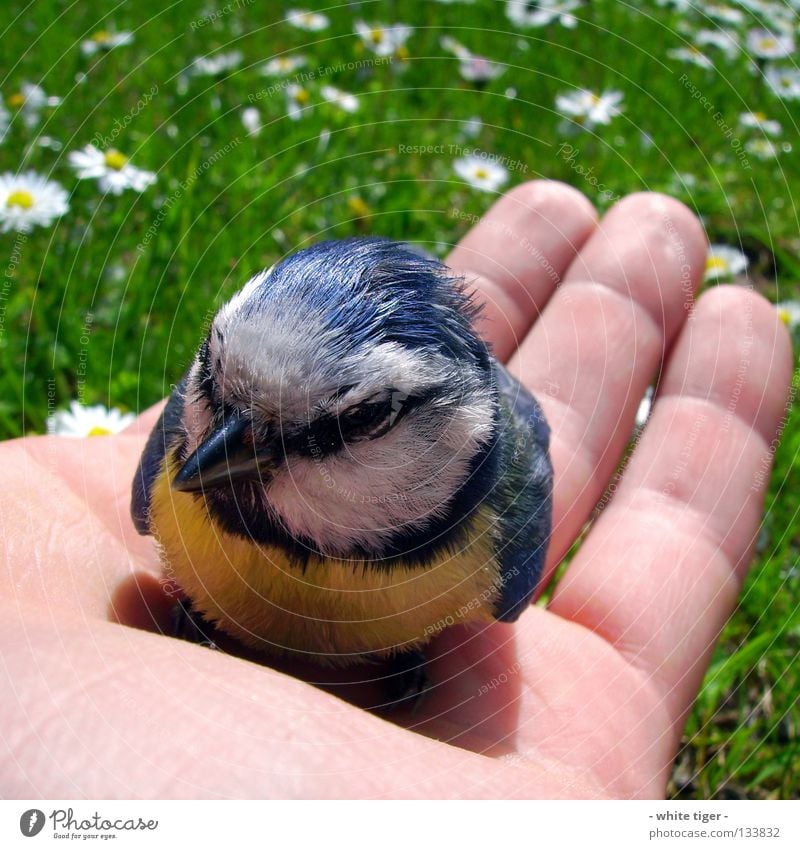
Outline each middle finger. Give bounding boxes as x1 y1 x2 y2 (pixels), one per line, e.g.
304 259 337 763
508 192 707 580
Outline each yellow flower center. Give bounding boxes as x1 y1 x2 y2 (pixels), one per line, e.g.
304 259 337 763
759 38 777 50
278 58 291 69
474 167 489 179
8 92 26 108
294 88 310 104
370 28 384 44
589 93 601 104
301 13 314 23
396 45 409 60
92 29 112 43
778 308 791 326
753 111 767 121
705 256 729 273
6 190 35 209
104 149 129 170
87 425 113 436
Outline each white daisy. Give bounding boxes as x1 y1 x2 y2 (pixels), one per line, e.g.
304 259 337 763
506 0 581 28
354 21 413 57
745 137 780 158
0 171 69 233
699 3 745 24
320 85 359 113
286 83 312 120
694 28 739 58
68 145 156 195
668 46 714 68
48 401 135 437
704 244 749 281
441 36 505 82
6 83 61 129
461 115 483 137
261 54 308 76
190 51 242 76
775 299 800 331
764 66 800 99
80 29 134 56
440 36 471 59
285 9 329 30
635 386 654 429
747 28 795 59
453 154 509 192
241 106 262 136
739 111 782 135
555 88 623 129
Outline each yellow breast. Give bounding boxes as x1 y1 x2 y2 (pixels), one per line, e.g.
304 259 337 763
149 454 501 664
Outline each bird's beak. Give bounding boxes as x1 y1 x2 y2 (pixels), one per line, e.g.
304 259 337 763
172 415 275 493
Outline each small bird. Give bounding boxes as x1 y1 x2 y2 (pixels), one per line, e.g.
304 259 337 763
132 237 552 702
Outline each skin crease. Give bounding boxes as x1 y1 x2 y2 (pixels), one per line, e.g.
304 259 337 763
0 182 793 799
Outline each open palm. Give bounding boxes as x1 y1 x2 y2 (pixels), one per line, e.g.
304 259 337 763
0 182 791 798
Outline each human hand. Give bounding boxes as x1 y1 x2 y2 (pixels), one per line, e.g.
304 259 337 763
0 182 791 798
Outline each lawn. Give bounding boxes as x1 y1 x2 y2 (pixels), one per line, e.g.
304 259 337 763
1 0 798 798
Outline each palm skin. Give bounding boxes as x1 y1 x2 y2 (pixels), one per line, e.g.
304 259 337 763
0 183 792 799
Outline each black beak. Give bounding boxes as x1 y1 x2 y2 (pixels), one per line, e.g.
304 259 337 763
172 415 275 493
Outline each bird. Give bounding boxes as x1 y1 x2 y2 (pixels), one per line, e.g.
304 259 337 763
131 236 552 703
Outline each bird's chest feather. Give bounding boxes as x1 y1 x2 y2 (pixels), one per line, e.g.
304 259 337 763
150 455 501 663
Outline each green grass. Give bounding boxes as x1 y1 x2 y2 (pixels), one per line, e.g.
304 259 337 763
1 0 798 798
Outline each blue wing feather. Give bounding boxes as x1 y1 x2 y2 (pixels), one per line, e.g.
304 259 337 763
490 359 553 622
130 372 189 535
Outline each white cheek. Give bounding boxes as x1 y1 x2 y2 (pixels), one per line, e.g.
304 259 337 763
264 399 494 554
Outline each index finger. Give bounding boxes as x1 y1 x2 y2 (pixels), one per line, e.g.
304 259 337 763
447 180 598 361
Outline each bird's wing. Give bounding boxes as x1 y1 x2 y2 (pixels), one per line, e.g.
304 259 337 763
490 358 553 622
130 372 189 535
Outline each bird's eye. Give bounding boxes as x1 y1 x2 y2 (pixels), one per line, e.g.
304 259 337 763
339 398 394 440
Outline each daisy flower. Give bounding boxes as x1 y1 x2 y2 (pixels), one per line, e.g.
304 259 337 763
48 401 135 437
320 85 359 113
68 145 156 195
261 54 308 76
453 154 509 193
441 36 506 82
775 300 800 332
190 51 242 76
80 29 133 56
6 83 61 129
286 84 312 120
694 28 739 58
459 55 506 83
0 171 69 233
241 106 262 136
745 137 780 158
555 88 624 129
285 9 329 30
699 3 745 25
704 244 748 281
739 111 782 135
635 386 654 429
667 46 714 68
746 28 795 59
506 0 581 29
764 66 800 99
354 21 413 57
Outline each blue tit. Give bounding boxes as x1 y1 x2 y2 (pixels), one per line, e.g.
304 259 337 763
131 237 552 700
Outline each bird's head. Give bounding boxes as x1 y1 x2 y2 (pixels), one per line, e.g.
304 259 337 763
173 237 498 557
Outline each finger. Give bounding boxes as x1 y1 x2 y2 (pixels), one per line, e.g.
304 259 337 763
122 398 167 436
549 286 793 744
508 192 707 576
447 180 598 361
